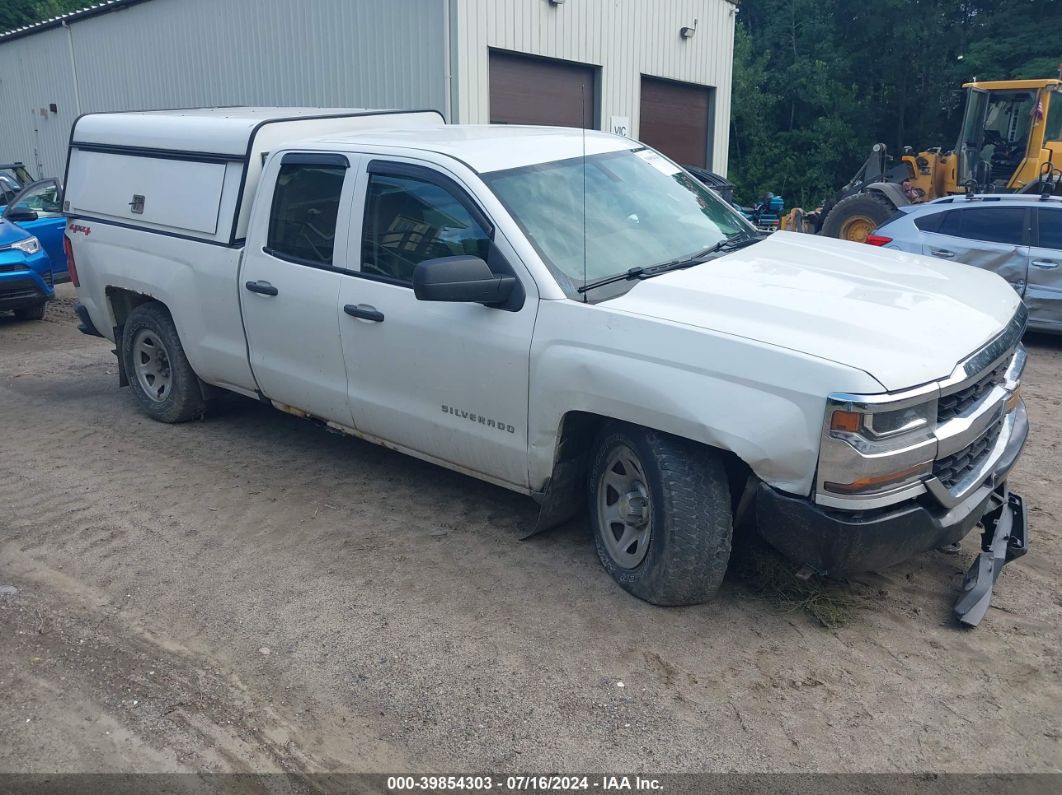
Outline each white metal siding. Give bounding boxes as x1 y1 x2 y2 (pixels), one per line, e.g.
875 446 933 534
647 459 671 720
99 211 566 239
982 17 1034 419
0 0 734 179
0 0 449 178
452 0 735 172
0 26 80 180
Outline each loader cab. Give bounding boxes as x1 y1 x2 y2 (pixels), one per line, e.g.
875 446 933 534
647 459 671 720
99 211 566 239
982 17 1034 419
955 80 1062 193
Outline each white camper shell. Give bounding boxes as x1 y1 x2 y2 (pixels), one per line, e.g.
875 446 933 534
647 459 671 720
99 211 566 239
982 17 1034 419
64 108 443 244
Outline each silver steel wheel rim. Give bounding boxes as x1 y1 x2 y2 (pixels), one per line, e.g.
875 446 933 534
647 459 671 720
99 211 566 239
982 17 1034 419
597 444 652 568
132 328 172 403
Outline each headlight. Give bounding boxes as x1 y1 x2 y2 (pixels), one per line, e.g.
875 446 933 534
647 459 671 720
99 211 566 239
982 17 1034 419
829 401 934 443
11 236 41 255
816 389 938 508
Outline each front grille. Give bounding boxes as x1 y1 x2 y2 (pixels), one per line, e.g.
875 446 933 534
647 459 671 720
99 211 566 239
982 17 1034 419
0 263 26 273
0 287 43 302
0 278 44 303
937 360 1008 423
933 418 1004 489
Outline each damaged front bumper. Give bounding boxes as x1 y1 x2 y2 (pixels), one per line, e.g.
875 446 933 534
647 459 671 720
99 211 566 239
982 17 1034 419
755 399 1029 624
953 489 1027 627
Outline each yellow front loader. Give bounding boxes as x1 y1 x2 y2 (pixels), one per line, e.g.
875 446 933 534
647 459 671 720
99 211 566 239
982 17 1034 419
783 78 1062 241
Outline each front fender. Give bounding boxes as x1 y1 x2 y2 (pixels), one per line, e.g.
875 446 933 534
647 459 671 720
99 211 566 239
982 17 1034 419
528 300 883 496
867 181 908 209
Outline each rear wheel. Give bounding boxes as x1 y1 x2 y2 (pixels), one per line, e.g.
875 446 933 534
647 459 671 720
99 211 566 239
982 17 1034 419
588 423 732 606
13 302 46 321
121 303 205 423
821 192 896 242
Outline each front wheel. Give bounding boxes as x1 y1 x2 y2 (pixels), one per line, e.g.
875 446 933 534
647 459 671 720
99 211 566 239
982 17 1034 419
588 423 733 605
121 302 205 423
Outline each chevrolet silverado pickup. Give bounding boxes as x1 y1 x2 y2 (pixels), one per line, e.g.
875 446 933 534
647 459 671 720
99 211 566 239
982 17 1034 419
64 109 1030 624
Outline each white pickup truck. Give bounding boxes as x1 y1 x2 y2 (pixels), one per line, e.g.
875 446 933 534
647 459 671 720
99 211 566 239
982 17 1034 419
65 108 1030 624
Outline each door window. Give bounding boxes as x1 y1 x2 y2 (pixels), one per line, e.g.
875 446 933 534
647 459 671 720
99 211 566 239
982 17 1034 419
1038 208 1062 250
361 174 490 284
914 210 947 233
6 180 62 218
937 207 1026 245
265 163 345 266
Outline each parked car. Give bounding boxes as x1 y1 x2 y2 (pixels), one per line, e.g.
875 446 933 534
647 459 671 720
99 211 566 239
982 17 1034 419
0 217 57 321
868 194 1061 333
66 109 1029 625
684 168 784 232
0 179 69 321
5 179 68 271
683 165 736 206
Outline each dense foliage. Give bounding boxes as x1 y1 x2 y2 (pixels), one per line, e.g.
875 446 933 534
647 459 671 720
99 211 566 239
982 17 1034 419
728 0 1061 205
0 0 85 33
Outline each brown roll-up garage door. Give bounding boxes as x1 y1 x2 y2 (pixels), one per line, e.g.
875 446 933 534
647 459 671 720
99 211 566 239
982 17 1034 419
639 76 711 168
489 50 595 128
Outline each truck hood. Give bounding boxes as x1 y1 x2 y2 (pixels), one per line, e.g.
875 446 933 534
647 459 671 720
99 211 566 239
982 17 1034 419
607 231 1021 391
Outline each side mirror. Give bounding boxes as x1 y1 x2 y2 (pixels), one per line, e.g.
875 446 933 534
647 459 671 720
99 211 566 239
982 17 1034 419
5 208 38 223
413 255 515 306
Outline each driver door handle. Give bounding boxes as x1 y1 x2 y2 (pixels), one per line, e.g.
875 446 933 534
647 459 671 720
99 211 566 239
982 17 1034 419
1031 259 1058 270
344 303 385 322
245 280 278 296
930 248 956 259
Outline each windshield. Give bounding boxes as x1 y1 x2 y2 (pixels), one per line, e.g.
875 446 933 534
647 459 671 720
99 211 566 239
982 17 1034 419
482 148 753 298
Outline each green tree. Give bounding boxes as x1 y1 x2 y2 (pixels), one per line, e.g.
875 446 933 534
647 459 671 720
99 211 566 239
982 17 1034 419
728 0 1062 207
0 0 85 34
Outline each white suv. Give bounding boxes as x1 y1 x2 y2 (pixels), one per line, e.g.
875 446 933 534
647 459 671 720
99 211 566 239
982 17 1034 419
870 193 1062 333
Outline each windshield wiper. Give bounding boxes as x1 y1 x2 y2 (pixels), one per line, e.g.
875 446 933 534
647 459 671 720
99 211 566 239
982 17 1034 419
576 231 764 294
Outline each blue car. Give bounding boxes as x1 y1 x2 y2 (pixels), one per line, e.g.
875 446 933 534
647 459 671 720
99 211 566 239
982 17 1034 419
0 179 68 321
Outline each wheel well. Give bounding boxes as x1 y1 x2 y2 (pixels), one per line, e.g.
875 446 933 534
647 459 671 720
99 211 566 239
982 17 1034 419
106 287 159 332
865 181 907 209
554 412 753 514
105 289 169 390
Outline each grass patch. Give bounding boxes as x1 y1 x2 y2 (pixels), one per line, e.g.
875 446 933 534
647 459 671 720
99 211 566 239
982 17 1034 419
731 535 859 629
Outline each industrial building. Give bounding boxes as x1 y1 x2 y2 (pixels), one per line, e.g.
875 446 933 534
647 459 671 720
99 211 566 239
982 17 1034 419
0 0 736 180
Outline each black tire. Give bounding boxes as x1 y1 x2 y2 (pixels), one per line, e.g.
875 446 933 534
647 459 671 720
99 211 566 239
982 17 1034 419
14 301 46 321
820 192 896 242
120 302 205 423
588 423 732 606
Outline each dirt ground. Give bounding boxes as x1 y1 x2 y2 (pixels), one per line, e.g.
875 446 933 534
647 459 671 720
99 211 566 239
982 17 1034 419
1 286 1060 778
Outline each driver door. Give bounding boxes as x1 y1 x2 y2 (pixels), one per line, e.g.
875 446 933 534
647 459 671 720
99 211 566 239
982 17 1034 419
337 160 537 488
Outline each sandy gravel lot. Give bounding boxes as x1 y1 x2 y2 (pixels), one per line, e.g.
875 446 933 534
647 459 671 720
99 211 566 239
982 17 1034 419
1 287 1060 778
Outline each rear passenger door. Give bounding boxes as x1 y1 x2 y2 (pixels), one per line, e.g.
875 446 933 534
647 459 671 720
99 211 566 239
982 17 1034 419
240 152 358 425
919 205 1030 295
1027 206 1062 330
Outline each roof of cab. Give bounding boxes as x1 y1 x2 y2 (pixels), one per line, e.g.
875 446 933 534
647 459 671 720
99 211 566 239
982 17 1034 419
305 125 637 173
71 107 444 157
